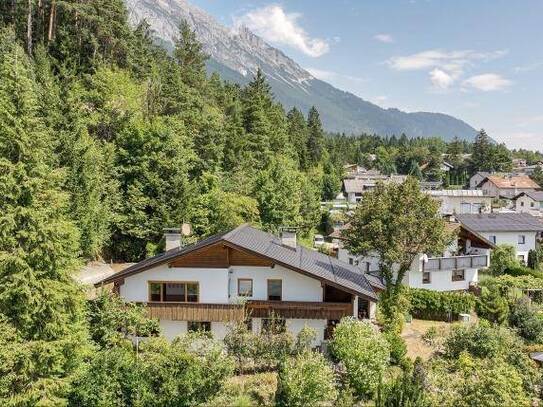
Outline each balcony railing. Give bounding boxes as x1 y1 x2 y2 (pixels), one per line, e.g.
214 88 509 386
246 300 353 320
145 302 244 322
424 254 488 271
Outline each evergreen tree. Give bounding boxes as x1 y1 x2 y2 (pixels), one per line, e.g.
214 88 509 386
287 107 309 170
174 21 207 88
306 106 324 166
0 30 88 404
531 166 543 187
408 160 423 179
471 129 495 173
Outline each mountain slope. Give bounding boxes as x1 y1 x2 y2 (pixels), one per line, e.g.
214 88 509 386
125 0 478 141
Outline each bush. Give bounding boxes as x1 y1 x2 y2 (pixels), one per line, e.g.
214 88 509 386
408 288 475 321
329 318 390 400
422 326 438 345
383 331 407 365
509 298 543 343
489 244 517 276
206 372 277 407
376 358 429 407
476 286 509 324
276 351 337 407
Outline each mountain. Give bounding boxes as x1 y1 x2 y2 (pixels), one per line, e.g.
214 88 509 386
125 0 478 141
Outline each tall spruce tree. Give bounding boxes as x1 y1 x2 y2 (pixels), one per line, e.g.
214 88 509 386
306 106 324 166
471 129 495 172
0 30 88 404
287 107 309 170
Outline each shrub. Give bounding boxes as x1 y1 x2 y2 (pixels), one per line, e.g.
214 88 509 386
509 298 543 343
422 326 438 346
376 358 430 407
476 286 509 324
489 244 517 276
329 318 390 400
276 351 337 407
206 372 277 407
408 288 475 321
383 331 407 365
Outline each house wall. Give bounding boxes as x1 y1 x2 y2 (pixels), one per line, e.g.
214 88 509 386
408 268 478 291
481 180 536 198
516 196 542 213
480 231 537 263
120 264 230 303
229 265 324 302
470 173 486 189
434 195 492 215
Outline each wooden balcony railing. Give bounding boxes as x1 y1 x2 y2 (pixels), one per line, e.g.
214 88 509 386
246 300 353 320
424 254 489 271
145 302 244 322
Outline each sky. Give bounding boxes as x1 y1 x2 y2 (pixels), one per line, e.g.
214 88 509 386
191 0 543 152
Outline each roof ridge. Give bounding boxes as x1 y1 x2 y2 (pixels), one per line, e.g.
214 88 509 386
223 223 251 240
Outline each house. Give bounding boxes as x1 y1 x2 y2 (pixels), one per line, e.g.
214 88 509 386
342 172 407 203
427 189 492 215
336 223 494 292
476 175 540 199
96 224 383 345
455 213 543 264
470 171 491 189
514 191 543 216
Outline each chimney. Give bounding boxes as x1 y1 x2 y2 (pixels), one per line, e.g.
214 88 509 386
164 228 182 251
280 227 297 248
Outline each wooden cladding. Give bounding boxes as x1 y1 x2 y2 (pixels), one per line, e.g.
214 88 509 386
247 301 353 320
144 301 353 322
146 302 245 322
168 243 272 268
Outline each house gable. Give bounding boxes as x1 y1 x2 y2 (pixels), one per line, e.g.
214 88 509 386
168 243 273 268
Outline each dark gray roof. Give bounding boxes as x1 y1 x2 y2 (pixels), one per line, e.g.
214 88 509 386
97 224 382 300
514 191 543 202
455 213 543 232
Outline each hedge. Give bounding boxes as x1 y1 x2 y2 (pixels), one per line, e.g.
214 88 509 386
407 288 475 321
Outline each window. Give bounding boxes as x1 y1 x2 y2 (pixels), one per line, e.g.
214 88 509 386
531 202 535 208
267 279 282 301
521 201 525 207
452 269 465 282
238 279 253 297
188 321 211 332
518 235 526 245
461 203 471 213
489 235 497 244
349 258 354 265
518 255 526 264
261 317 286 334
422 271 431 284
148 282 199 302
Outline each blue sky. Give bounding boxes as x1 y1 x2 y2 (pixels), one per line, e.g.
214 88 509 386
192 0 543 151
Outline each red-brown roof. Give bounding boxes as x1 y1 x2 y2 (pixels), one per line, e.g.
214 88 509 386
483 175 540 189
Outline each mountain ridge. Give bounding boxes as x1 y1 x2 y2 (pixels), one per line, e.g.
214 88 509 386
125 0 478 141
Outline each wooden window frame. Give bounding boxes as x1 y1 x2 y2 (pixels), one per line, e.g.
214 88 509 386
147 281 199 303
237 278 253 297
267 279 282 301
451 269 465 282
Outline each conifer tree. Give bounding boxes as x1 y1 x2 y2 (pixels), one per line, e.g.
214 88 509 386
306 106 324 166
174 21 207 87
0 30 88 404
471 129 495 172
287 107 309 170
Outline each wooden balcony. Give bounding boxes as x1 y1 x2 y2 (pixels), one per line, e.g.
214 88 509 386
246 300 353 320
145 302 244 322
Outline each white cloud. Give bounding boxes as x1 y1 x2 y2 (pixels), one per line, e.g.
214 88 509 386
462 73 512 91
374 33 394 43
429 68 456 89
234 5 329 57
387 49 508 90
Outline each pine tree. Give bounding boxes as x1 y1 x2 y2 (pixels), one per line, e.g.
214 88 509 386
471 129 495 172
174 21 207 87
306 106 324 166
0 30 88 404
287 107 309 170
408 160 423 179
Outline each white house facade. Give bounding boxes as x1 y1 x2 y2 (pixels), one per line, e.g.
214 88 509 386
97 225 382 346
514 191 543 217
427 189 492 216
456 213 543 264
477 175 540 199
337 223 493 292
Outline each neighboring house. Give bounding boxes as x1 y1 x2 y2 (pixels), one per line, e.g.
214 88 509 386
514 191 543 216
342 173 408 203
96 224 383 345
427 190 492 215
470 171 491 189
477 175 541 199
455 213 543 264
336 223 494 292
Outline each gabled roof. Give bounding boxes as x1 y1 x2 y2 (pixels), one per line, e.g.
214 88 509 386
455 213 543 232
96 224 383 300
478 175 540 190
514 191 543 202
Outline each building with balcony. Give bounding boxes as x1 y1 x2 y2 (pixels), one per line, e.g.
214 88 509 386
337 223 495 292
96 224 383 345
